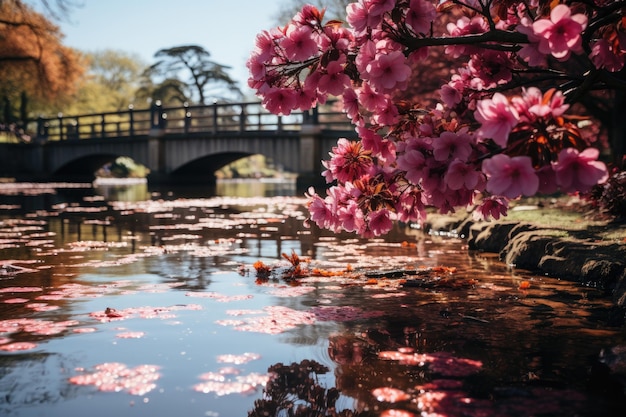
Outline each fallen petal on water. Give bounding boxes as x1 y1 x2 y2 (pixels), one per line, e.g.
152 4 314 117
0 341 38 352
372 387 411 403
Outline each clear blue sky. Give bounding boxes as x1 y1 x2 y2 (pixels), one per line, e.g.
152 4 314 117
55 0 286 96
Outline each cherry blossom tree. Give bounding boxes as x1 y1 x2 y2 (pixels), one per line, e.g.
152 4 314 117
247 0 624 237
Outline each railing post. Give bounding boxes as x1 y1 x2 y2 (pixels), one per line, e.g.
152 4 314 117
128 104 135 137
311 106 319 124
57 113 64 140
149 100 166 136
101 114 106 138
212 100 218 134
277 115 283 132
67 120 78 140
36 116 48 141
239 104 246 132
184 102 191 134
150 100 161 129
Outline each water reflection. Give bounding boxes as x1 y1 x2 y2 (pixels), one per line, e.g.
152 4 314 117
0 182 624 417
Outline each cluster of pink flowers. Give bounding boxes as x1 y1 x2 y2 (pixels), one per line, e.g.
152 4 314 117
248 1 622 237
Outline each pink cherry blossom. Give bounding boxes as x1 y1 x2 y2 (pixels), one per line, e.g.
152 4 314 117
282 25 319 61
474 93 520 147
358 82 388 112
346 2 372 36
252 30 276 62
432 131 473 162
482 154 539 198
318 60 351 96
468 50 512 88
440 83 463 108
532 4 588 61
261 88 298 116
372 101 400 126
341 88 362 123
306 188 336 229
365 51 411 92
320 25 353 53
512 87 569 122
553 148 608 193
395 189 426 223
357 126 385 155
445 16 488 58
293 87 319 111
439 71 469 108
590 38 625 72
338 200 366 233
405 0 437 34
397 137 431 185
293 4 324 26
367 208 393 236
355 39 376 74
322 138 374 183
517 17 547 66
367 0 396 17
473 197 509 221
444 159 484 191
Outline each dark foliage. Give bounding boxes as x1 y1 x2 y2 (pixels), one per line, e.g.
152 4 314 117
587 168 626 221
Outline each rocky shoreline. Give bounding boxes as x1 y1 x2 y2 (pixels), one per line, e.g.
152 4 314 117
424 202 626 307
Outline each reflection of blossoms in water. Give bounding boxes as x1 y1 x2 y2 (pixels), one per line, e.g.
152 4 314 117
216 305 385 334
194 351 270 396
88 304 202 322
378 349 483 377
185 291 254 302
217 352 261 365
116 331 145 339
0 341 38 352
69 363 161 396
193 372 272 396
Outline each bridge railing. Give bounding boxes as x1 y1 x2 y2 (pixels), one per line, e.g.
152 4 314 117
31 100 353 141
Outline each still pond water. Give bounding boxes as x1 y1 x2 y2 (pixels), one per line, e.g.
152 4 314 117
0 180 624 417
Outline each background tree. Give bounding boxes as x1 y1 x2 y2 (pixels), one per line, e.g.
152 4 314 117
144 45 241 105
0 0 84 126
135 71 190 106
62 50 146 114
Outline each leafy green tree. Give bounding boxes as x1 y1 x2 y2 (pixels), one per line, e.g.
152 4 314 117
143 45 241 105
62 50 146 114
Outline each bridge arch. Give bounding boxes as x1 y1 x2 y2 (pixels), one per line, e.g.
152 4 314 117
52 153 127 179
169 151 264 182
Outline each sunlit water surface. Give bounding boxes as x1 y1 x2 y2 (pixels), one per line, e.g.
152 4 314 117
0 181 624 417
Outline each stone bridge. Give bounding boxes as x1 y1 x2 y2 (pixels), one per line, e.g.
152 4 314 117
0 101 356 186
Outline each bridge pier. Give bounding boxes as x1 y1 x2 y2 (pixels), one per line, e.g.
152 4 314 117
296 123 327 190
